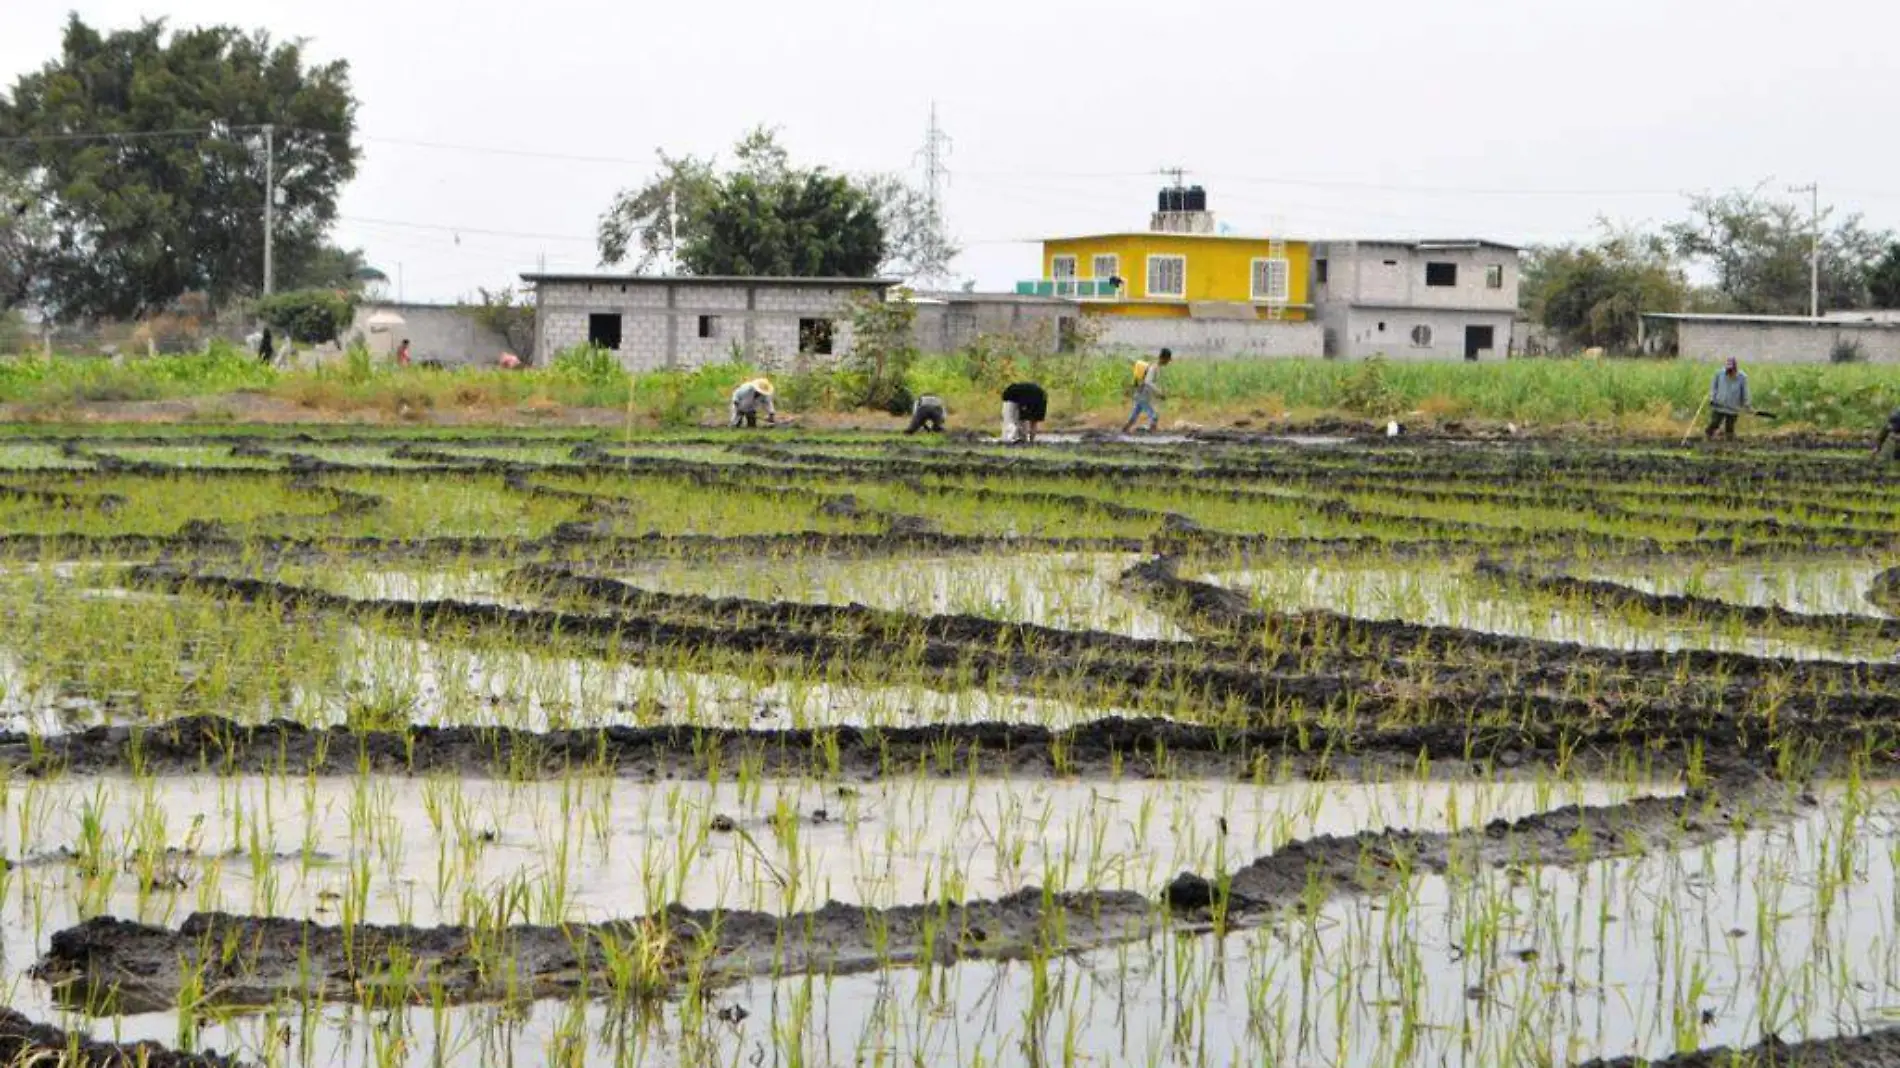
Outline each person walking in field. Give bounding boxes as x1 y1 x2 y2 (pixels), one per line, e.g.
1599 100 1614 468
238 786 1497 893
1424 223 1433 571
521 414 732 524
729 378 776 428
1872 408 1900 461
396 339 412 367
1123 348 1172 433
1001 381 1048 444
905 394 947 434
1705 357 1751 439
256 328 275 365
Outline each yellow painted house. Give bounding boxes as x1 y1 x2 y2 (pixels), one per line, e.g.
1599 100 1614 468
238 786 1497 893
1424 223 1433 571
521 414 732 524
1022 232 1314 321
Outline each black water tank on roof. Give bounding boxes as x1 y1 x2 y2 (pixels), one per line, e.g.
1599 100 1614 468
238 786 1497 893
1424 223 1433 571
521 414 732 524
1186 185 1207 212
1157 189 1171 213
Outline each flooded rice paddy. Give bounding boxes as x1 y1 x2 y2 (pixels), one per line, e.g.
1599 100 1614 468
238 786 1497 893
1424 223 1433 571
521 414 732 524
0 429 1891 1066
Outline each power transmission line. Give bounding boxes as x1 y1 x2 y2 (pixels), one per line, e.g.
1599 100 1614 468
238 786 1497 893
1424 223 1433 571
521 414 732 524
0 124 275 148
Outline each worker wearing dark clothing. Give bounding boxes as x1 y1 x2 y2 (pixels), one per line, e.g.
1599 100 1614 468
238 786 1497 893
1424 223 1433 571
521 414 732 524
906 394 947 434
1874 409 1900 460
1001 382 1048 444
257 328 275 366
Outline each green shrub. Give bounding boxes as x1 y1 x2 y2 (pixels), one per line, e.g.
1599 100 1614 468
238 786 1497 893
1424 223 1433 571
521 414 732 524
257 290 357 345
550 344 625 389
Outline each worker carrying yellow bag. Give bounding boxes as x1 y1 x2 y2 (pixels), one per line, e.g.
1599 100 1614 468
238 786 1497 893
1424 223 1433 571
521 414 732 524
1123 348 1171 433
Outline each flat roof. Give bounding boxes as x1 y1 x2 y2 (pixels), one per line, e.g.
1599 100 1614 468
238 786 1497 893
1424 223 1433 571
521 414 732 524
521 273 899 286
1318 237 1523 252
1641 312 1834 324
1042 232 1312 244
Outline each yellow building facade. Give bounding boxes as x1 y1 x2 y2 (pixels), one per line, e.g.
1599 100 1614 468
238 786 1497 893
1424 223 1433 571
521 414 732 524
1027 233 1314 320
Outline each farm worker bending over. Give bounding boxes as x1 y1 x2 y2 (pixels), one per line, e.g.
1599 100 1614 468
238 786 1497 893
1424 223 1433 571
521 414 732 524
1873 408 1900 461
730 378 777 428
906 394 947 434
1123 348 1172 433
1705 357 1750 439
1001 381 1048 444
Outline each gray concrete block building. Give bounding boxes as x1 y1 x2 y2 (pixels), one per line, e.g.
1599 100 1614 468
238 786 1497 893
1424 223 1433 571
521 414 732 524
1313 239 1520 360
1641 312 1900 364
524 273 895 370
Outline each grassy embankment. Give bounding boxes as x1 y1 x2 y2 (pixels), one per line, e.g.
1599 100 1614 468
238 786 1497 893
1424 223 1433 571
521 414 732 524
2 342 1897 434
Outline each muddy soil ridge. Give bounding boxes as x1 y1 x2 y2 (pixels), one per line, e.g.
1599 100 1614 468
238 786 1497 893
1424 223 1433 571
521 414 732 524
1475 560 1900 643
1575 1024 1900 1066
0 711 1781 783
0 1006 240 1067
35 772 1791 1013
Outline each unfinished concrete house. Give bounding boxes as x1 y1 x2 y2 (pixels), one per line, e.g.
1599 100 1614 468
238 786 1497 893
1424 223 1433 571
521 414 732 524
1313 240 1520 360
523 274 896 370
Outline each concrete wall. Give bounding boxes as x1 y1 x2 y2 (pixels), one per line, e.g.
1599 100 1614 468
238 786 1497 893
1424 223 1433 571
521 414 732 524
347 303 513 366
533 279 874 371
1092 316 1323 358
1330 308 1515 361
911 297 1071 354
1676 320 1900 364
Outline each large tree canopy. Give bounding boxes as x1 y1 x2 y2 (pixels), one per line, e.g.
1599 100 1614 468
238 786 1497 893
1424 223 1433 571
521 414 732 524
597 128 949 280
1666 188 1890 314
0 15 359 319
1522 228 1693 352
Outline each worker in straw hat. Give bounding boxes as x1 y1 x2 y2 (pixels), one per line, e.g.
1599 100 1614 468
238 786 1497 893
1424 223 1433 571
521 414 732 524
729 377 777 428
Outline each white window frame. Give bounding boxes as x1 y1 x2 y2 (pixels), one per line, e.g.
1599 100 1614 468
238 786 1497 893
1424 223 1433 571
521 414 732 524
1410 324 1434 348
1051 255 1078 280
1091 254 1120 281
1251 257 1291 302
1146 254 1186 299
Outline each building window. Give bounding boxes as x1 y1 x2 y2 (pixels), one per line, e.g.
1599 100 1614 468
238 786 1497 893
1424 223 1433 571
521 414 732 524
1411 324 1434 347
1147 255 1186 298
798 318 834 355
698 315 720 339
1251 258 1291 302
587 313 622 350
1091 254 1119 281
1485 264 1505 289
1377 321 1386 332
1382 259 1399 267
1051 255 1078 279
1425 262 1458 287
1315 259 1329 285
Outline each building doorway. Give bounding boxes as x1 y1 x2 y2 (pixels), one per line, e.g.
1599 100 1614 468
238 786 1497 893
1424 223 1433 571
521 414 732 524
1464 325 1494 361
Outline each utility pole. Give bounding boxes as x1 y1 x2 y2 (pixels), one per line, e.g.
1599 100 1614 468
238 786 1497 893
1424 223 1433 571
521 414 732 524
1788 182 1819 318
1159 166 1187 189
262 124 275 297
666 188 679 272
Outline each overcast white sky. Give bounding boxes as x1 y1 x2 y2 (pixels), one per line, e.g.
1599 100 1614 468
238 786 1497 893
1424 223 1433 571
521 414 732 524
8 0 1900 302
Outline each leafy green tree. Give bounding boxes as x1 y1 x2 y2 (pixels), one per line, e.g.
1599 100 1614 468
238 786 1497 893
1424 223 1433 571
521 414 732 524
288 243 371 292
0 15 358 319
598 128 912 279
0 172 52 309
686 169 883 276
1666 188 1891 313
1869 244 1900 309
1522 227 1691 352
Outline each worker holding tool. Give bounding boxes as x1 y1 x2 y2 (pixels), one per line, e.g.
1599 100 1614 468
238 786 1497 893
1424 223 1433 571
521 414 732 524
1872 408 1900 461
729 378 776 428
905 394 948 434
1705 357 1751 439
1123 348 1172 433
